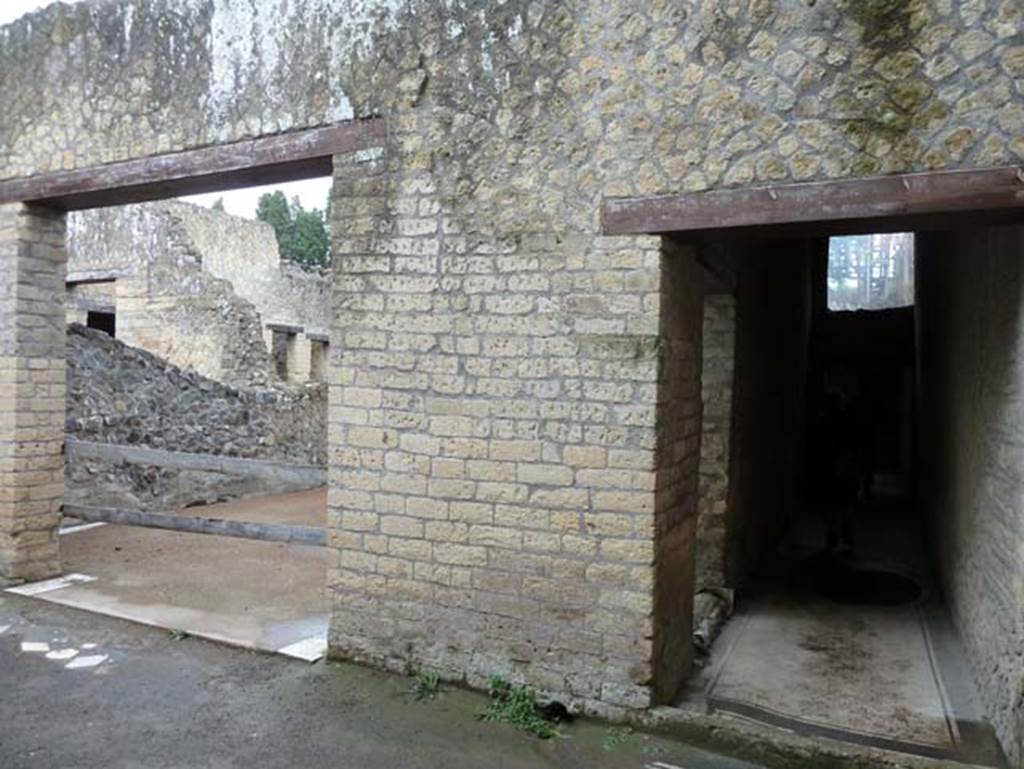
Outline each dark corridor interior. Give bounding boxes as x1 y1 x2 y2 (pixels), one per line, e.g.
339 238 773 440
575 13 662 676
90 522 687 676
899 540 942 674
712 236 925 608
691 233 1006 767
798 253 919 603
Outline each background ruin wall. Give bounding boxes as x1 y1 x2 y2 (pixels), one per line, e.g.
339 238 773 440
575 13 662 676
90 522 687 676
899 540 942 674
67 201 330 386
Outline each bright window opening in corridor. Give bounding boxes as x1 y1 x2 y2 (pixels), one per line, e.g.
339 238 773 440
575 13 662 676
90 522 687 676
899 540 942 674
827 233 915 311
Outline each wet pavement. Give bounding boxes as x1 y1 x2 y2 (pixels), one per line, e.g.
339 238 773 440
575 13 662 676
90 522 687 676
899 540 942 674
34 521 329 659
0 594 764 769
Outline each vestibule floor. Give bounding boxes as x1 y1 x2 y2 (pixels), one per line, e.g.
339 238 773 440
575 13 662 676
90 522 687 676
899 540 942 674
687 493 1006 767
7 490 330 661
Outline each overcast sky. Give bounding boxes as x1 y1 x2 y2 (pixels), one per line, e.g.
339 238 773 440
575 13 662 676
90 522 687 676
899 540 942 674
1 0 332 220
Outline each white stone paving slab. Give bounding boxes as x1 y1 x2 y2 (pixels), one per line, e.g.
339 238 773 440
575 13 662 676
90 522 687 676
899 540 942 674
59 522 107 535
46 648 79 661
277 632 328 662
65 654 108 670
6 573 96 597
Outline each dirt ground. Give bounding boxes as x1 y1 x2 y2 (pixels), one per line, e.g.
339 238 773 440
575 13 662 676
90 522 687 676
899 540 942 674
0 593 762 769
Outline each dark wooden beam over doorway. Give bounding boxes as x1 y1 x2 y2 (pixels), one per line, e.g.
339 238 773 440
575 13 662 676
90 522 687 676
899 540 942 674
602 165 1024 237
0 118 386 211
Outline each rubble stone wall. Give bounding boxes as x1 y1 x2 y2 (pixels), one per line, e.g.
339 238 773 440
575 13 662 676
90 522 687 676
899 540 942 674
67 324 326 466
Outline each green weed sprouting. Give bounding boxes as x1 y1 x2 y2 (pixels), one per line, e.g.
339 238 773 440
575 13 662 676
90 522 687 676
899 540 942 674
476 675 560 739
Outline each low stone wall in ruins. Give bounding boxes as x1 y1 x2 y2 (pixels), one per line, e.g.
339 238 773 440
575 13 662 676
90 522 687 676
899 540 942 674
67 324 326 464
65 324 327 511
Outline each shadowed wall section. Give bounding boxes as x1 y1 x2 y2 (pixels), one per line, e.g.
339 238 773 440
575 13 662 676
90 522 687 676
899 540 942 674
916 226 1024 767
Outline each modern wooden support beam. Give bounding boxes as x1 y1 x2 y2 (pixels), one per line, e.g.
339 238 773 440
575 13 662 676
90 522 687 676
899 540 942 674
65 504 326 547
602 166 1024 237
0 118 386 210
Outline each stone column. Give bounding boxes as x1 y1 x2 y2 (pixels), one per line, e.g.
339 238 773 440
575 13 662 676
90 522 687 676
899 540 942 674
309 340 328 382
0 203 66 584
262 326 275 358
289 334 313 384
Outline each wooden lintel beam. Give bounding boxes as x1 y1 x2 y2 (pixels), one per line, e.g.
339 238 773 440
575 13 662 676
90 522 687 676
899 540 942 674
602 166 1024 236
266 322 304 335
66 268 129 284
64 503 326 547
0 118 386 211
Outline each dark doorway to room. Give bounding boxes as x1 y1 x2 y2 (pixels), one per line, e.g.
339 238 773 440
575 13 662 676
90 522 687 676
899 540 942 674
85 310 115 337
685 229 1005 767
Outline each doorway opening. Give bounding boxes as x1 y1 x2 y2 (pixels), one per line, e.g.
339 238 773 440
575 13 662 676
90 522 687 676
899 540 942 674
85 309 116 337
0 118 387 659
602 167 1024 765
44 176 336 660
679 225 1011 767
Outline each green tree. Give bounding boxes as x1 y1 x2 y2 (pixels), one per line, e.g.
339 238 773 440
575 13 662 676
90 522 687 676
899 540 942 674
256 191 292 243
292 207 330 268
255 190 330 269
211 197 225 212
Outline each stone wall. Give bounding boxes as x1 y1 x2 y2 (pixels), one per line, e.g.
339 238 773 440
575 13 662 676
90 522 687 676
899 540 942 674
2 0 1023 726
696 294 736 590
66 280 115 324
3 2 1021 193
66 456 318 515
171 202 330 337
652 240 704 703
67 324 326 466
330 145 675 713
68 203 275 386
916 226 1024 767
67 201 330 386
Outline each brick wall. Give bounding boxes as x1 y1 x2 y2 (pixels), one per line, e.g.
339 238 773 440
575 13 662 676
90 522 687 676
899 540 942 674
0 204 66 584
325 138 700 714
697 294 736 590
652 239 704 702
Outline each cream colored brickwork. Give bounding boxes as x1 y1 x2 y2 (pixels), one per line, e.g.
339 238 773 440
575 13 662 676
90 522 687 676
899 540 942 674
696 294 736 590
0 203 66 584
325 144 703 715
